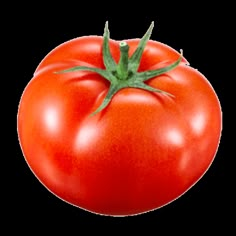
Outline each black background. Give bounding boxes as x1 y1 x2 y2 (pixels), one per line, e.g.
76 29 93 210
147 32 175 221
13 2 230 234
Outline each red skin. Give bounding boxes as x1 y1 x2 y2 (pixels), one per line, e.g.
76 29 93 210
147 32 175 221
18 36 222 216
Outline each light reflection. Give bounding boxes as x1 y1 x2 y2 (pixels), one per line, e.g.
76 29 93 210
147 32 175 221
166 128 184 147
190 112 205 135
178 152 189 172
44 107 59 133
75 124 97 150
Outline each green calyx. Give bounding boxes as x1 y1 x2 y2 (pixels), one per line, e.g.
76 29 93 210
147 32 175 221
57 21 183 115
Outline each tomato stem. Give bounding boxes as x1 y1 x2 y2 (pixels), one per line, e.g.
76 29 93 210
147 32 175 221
117 42 129 80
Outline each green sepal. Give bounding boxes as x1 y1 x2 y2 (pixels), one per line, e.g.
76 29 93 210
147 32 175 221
136 50 183 82
55 22 183 116
129 22 154 72
102 21 117 71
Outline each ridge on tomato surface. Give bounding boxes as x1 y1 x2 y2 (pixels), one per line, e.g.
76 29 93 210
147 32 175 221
17 22 222 216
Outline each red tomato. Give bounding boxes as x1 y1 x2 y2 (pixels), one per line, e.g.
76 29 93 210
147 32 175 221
17 23 222 216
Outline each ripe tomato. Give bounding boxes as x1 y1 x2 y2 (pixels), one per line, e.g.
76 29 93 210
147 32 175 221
17 22 222 216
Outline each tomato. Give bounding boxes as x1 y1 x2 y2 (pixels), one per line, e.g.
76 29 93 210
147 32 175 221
17 22 222 216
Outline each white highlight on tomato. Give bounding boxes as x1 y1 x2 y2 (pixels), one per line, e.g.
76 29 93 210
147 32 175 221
75 123 97 150
166 128 184 147
190 112 206 135
44 107 59 132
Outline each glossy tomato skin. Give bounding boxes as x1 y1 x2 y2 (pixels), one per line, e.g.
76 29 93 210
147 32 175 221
17 36 222 216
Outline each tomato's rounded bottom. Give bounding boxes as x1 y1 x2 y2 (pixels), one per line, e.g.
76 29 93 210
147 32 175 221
47 186 195 217
61 198 173 217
